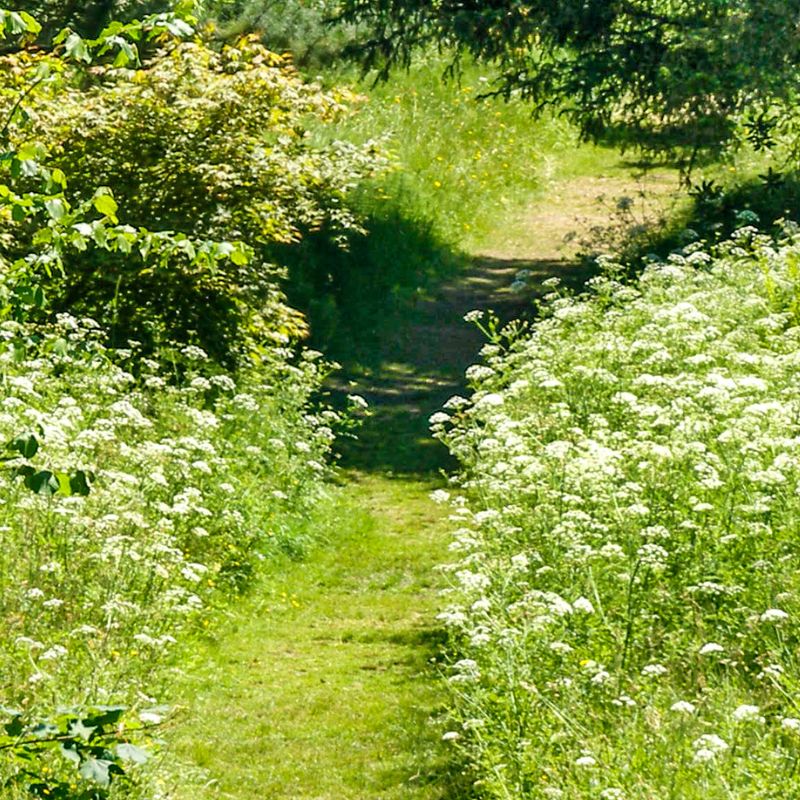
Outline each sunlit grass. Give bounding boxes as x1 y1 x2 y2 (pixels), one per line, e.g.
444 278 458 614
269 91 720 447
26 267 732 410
326 55 571 246
170 474 467 800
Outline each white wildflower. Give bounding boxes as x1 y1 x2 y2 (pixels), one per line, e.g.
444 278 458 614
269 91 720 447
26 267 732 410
732 704 762 723
39 645 67 661
760 608 789 623
573 596 595 614
429 489 450 504
693 734 729 757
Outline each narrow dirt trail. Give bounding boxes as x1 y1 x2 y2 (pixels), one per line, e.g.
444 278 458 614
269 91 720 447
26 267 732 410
170 157 681 799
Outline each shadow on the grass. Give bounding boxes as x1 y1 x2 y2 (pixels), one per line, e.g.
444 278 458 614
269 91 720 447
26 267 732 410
327 253 597 476
374 624 476 800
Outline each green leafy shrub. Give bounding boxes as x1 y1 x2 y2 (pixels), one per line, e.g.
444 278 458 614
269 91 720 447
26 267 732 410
1 34 386 362
433 229 800 797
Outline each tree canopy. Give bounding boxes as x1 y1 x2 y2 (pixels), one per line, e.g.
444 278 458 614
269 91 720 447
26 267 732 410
338 0 800 160
6 0 170 41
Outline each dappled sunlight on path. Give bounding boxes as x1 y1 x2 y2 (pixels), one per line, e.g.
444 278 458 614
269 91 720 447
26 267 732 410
332 160 681 475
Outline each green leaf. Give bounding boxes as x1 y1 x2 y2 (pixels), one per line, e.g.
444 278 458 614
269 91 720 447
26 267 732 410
116 743 149 764
60 744 81 766
164 18 194 38
84 706 126 728
51 168 67 188
18 11 41 35
55 472 72 496
111 38 137 68
7 12 30 34
69 471 92 497
230 246 249 266
68 719 96 742
24 470 59 496
44 198 66 222
64 32 91 63
8 434 38 459
93 193 119 221
3 715 23 738
80 758 111 786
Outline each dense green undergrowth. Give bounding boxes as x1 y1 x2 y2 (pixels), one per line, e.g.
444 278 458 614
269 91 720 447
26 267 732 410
433 228 800 797
0 10 367 798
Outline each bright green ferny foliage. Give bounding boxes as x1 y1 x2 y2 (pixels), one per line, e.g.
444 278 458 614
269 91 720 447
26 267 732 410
433 229 800 797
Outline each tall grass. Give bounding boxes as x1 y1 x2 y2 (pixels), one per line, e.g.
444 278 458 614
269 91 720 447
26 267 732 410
285 55 572 354
331 55 570 246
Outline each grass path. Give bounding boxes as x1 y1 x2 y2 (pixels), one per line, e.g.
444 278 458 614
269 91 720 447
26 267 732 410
170 149 682 799
172 474 459 799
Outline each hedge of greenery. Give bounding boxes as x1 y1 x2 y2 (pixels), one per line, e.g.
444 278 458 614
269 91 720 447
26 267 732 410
2 32 385 364
434 227 800 798
0 9 365 798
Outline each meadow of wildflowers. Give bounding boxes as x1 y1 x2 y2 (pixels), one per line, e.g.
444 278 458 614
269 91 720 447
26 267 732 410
0 313 341 796
434 226 800 797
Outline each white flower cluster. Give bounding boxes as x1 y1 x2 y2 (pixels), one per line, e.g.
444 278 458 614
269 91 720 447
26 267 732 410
0 316 338 726
435 233 800 796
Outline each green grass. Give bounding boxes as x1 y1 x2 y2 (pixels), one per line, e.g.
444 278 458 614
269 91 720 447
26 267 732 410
170 474 467 799
285 55 576 354
332 55 572 246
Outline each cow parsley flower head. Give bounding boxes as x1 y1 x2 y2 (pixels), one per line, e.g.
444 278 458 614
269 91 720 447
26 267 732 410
693 734 729 756
760 608 789 623
732 704 762 723
573 596 595 614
